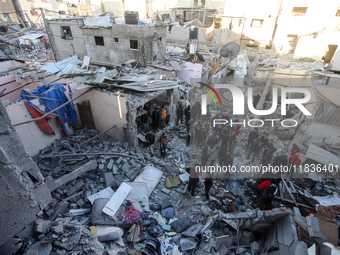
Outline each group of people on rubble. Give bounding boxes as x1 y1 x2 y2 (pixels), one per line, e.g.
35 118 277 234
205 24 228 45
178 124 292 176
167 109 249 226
142 96 191 158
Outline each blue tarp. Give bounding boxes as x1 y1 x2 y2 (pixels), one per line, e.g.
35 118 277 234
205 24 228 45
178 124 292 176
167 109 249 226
21 83 78 134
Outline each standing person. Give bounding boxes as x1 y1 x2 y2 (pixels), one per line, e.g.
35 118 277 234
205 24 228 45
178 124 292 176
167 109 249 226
260 132 269 149
141 112 149 133
288 152 301 168
229 131 238 155
220 151 233 167
151 108 160 132
253 94 260 108
184 105 190 125
165 102 171 126
160 105 166 129
176 104 183 125
220 125 230 150
186 118 191 146
180 96 186 111
145 130 155 156
158 133 168 158
262 139 276 165
187 167 199 197
232 124 241 136
247 128 259 149
204 173 213 200
206 131 218 148
247 137 261 162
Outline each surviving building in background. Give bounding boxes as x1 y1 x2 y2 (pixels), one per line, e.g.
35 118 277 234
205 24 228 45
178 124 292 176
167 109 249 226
47 16 166 65
67 4 93 17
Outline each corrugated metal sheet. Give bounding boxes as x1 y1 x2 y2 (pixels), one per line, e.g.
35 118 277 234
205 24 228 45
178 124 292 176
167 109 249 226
100 79 179 92
314 101 340 127
40 55 82 75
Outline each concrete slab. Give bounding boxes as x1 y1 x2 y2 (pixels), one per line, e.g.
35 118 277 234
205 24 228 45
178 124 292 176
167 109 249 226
88 187 114 205
124 182 150 211
103 183 132 217
134 166 163 196
45 160 97 192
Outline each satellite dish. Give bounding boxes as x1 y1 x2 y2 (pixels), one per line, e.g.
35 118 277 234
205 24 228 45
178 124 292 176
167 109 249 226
220 42 240 58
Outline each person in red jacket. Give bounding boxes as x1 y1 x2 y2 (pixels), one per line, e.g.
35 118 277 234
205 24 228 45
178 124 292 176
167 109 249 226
288 152 302 168
258 180 272 191
233 124 241 136
290 143 300 155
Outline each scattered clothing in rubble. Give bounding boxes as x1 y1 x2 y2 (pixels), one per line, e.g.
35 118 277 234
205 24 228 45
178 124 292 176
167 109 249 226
142 238 161 255
318 205 340 219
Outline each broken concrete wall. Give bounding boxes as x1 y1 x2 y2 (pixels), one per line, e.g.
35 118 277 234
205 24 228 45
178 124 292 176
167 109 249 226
4 99 73 156
293 32 340 61
3 81 78 156
48 18 87 61
0 101 52 243
48 19 167 66
74 89 127 142
167 26 241 48
295 122 340 148
176 62 203 86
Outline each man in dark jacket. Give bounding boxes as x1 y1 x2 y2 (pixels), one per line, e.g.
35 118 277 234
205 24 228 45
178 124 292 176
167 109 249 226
247 137 261 162
145 130 155 156
176 104 184 125
220 125 230 150
184 105 190 125
141 112 149 132
247 128 259 149
151 108 160 132
204 173 213 200
262 139 276 165
187 167 199 197
220 151 233 167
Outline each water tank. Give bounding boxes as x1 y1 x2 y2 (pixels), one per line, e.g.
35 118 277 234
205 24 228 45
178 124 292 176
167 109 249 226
125 11 139 25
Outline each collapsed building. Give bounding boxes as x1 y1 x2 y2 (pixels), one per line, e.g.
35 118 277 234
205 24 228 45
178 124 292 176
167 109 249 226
1 4 340 255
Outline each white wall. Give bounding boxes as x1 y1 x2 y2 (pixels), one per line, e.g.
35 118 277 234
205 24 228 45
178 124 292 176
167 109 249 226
74 89 128 142
5 99 72 156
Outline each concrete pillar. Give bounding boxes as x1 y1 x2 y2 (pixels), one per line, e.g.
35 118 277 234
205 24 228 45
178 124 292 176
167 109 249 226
125 102 138 147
